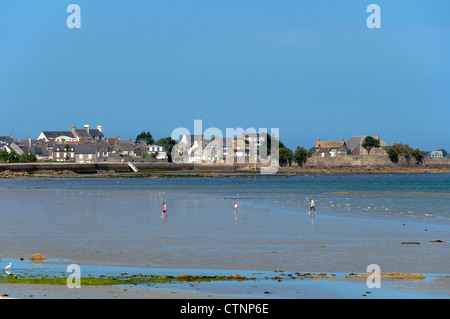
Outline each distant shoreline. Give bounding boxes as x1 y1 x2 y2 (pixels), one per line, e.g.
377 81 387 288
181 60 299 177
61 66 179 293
0 161 449 178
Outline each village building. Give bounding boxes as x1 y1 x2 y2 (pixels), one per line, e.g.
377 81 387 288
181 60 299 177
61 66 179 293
53 144 75 162
113 139 135 157
37 124 105 143
173 134 260 163
71 125 105 142
314 135 389 157
147 144 167 160
31 140 52 161
346 135 389 156
37 131 77 143
315 138 350 157
74 144 97 163
430 150 443 158
52 143 98 163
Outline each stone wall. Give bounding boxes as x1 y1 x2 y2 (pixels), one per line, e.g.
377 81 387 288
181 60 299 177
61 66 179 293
305 155 450 168
0 162 195 172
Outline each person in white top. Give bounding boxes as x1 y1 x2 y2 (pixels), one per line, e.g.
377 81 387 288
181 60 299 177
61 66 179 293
234 202 238 213
309 198 316 214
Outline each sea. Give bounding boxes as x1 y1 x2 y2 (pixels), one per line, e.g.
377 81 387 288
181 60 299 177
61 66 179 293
1 173 448 223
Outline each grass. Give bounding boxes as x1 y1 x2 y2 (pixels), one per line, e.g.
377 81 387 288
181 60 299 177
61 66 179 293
0 273 255 286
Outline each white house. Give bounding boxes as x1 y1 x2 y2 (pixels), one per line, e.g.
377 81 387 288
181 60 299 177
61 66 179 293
430 150 444 158
37 131 77 143
147 145 167 160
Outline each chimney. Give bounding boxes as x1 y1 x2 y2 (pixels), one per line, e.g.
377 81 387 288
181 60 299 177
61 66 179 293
84 124 89 133
97 125 102 133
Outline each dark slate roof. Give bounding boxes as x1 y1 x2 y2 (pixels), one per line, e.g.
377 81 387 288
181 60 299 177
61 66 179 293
0 136 13 144
76 129 105 140
42 131 76 139
115 140 135 151
76 129 91 138
75 144 97 154
54 144 75 152
95 140 109 151
89 129 104 139
337 145 351 153
346 136 365 153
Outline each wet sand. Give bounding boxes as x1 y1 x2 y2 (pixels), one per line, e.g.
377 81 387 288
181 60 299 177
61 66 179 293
0 283 241 299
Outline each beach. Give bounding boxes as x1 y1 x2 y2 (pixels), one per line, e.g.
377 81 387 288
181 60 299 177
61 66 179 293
0 174 448 299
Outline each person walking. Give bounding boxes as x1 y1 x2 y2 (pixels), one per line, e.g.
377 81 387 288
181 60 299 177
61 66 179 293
234 202 238 213
161 202 167 218
308 198 316 214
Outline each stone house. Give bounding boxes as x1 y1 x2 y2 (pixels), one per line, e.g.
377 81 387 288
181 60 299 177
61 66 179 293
114 140 135 157
53 144 76 162
346 135 389 156
71 125 105 142
74 144 97 163
315 139 351 157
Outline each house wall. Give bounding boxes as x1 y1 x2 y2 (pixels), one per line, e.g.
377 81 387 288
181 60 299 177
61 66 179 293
53 151 75 161
75 153 97 163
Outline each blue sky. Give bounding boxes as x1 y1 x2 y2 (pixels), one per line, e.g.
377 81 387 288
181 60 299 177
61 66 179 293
1 1 449 151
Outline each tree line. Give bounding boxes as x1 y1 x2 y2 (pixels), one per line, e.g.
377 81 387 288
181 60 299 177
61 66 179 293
0 150 37 163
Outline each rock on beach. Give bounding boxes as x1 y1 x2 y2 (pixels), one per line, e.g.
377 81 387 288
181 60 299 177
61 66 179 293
30 253 47 261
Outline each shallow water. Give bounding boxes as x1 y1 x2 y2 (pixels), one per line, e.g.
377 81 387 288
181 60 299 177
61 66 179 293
0 174 448 275
1 257 447 299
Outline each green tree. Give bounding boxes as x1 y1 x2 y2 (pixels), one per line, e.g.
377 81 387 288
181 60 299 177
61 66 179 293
279 147 294 167
0 150 36 163
135 131 154 145
386 143 425 164
0 150 18 162
361 136 380 155
294 146 313 167
258 134 285 156
155 137 177 162
19 153 37 163
411 148 425 163
386 144 400 162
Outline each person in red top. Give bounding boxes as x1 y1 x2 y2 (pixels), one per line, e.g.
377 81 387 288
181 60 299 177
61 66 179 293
161 202 167 218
